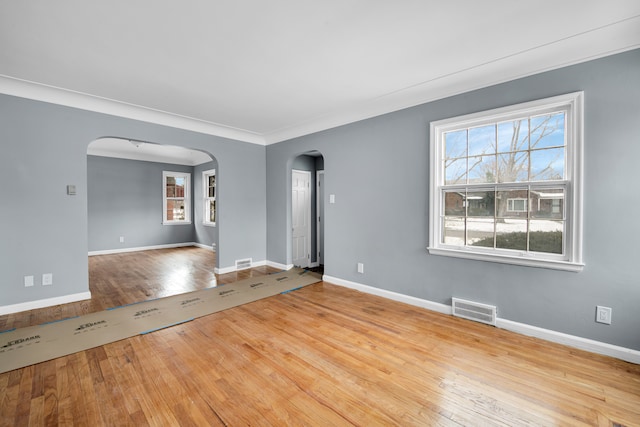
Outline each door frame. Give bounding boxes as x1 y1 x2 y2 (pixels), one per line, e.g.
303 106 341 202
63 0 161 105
292 169 311 268
315 170 324 266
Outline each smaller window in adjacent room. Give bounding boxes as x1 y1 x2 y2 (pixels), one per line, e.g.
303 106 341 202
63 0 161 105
163 171 191 224
429 92 584 272
202 169 216 226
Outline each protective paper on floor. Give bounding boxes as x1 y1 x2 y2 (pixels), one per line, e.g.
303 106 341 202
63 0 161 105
0 268 321 374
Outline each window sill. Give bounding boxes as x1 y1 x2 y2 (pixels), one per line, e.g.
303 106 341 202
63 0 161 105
203 223 217 228
427 247 584 272
163 221 192 226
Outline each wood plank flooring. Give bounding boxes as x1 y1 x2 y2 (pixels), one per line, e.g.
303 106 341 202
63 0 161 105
1 247 639 426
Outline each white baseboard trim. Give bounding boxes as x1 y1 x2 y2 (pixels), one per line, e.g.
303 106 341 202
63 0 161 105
323 275 640 365
322 275 452 315
0 291 92 316
214 265 236 275
212 260 294 274
267 261 295 271
89 242 197 256
496 318 640 365
193 242 216 252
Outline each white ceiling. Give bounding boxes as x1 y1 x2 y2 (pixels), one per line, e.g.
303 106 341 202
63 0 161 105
1 1 639 146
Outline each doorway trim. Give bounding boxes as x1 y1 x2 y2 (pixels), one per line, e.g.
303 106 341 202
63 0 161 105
315 170 325 267
292 169 311 268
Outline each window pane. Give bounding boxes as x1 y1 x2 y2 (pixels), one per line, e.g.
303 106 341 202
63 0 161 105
467 218 495 247
445 158 467 185
497 189 529 219
530 148 564 181
497 119 529 153
166 185 175 197
208 175 215 187
468 125 496 156
175 178 185 197
208 186 215 198
445 130 467 159
468 155 496 184
443 217 465 246
530 112 565 149
167 199 185 221
495 219 527 251
497 152 529 182
466 190 494 217
444 191 465 216
529 220 563 254
531 188 564 220
209 200 216 223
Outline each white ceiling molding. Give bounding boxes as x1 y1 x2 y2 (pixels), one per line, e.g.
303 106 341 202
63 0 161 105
263 16 640 144
0 76 266 145
1 2 639 146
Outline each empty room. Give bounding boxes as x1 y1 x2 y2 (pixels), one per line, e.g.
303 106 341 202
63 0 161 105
1 1 639 425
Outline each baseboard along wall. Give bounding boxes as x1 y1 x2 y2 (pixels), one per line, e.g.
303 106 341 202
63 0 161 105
0 292 92 316
88 242 199 256
322 274 640 365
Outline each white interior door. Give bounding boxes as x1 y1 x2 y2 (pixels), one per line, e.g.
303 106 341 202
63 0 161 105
292 170 311 267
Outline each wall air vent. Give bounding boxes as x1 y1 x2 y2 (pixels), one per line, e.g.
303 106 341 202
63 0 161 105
452 297 497 326
235 258 252 271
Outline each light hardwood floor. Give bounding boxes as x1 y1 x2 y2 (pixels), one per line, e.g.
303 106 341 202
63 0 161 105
1 247 639 426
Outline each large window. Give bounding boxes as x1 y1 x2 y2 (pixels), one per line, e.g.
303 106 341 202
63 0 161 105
429 92 584 271
163 171 191 224
202 169 216 226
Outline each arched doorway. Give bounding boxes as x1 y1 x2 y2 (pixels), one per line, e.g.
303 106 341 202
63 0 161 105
291 150 324 274
86 137 219 302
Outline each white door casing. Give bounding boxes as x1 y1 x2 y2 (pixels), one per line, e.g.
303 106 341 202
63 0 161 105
292 170 311 267
316 170 324 266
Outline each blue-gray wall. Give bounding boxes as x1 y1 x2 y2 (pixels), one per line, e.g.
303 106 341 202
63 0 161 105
266 49 640 351
87 156 195 252
0 96 266 307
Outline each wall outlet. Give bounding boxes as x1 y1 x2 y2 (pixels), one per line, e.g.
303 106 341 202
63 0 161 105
24 275 34 287
119 236 125 243
42 273 53 286
357 262 364 274
596 306 612 325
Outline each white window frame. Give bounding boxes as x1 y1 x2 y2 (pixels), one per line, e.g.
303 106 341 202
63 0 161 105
162 171 191 225
202 168 216 227
428 92 584 272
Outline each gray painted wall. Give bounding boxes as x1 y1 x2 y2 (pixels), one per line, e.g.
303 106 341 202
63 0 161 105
1 95 266 307
87 156 195 252
266 49 640 350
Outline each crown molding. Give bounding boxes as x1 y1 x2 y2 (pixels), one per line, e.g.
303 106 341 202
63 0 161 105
2 14 639 147
263 16 640 144
0 75 267 145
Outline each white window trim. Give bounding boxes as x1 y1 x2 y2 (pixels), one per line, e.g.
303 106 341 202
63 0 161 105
428 92 584 272
162 171 192 225
202 168 216 227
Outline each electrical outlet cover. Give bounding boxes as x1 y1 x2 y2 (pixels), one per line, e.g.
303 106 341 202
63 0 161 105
596 306 612 325
42 273 53 286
